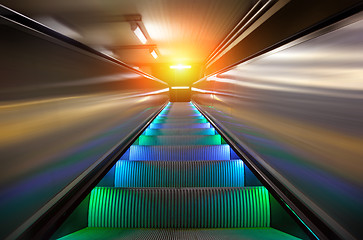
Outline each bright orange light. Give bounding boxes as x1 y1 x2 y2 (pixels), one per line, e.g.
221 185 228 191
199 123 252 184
171 86 189 89
170 64 191 69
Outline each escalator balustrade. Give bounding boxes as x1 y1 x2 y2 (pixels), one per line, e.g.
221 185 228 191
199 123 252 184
56 102 304 239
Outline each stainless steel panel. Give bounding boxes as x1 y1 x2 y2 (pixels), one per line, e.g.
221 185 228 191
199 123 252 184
0 18 168 238
192 14 363 240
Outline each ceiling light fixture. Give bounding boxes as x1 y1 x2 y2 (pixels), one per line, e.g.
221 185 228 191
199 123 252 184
131 23 147 44
171 86 190 89
170 64 192 69
150 49 158 59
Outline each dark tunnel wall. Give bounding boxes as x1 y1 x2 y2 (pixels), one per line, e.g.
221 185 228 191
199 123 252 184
192 13 363 240
0 18 168 238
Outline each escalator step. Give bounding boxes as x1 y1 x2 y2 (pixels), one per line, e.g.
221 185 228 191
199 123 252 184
144 128 216 136
155 115 205 120
114 160 244 187
149 122 210 129
136 135 222 145
129 145 231 160
158 113 201 117
58 227 301 240
88 187 270 228
152 118 208 124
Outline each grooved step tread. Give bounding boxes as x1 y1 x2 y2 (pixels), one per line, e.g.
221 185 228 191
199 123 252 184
158 113 202 117
149 122 210 129
144 128 216 136
129 145 231 160
115 160 244 187
88 187 270 228
58 227 301 240
152 118 208 124
156 115 205 120
136 135 222 145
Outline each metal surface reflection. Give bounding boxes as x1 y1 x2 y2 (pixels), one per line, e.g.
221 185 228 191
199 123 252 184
193 13 363 240
0 15 168 239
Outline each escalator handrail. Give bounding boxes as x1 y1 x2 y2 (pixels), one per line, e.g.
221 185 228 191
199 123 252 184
193 102 336 240
7 103 168 240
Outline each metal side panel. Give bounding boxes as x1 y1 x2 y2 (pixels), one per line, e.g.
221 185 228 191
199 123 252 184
192 12 363 240
0 12 169 240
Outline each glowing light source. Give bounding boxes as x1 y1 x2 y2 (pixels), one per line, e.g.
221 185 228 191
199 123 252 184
171 86 189 89
133 25 147 44
170 64 191 69
150 49 158 59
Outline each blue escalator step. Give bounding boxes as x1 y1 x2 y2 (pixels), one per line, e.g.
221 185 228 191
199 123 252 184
114 160 244 187
129 145 231 160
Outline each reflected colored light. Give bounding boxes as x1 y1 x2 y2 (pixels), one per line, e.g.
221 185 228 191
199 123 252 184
133 25 147 44
150 49 158 59
171 86 189 89
170 64 191 69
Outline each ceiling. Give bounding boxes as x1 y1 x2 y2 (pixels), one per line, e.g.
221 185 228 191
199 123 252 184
1 0 256 68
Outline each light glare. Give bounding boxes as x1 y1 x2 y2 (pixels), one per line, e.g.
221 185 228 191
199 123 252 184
171 86 189 89
170 64 191 69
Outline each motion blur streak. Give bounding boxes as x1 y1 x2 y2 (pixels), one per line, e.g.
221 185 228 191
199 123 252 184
192 14 363 240
0 15 168 239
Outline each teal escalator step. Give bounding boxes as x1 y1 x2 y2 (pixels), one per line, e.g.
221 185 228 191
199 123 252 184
152 118 208 124
129 145 231 160
58 228 302 240
149 122 210 129
144 128 215 136
156 115 205 120
115 160 244 187
88 187 270 228
138 135 222 145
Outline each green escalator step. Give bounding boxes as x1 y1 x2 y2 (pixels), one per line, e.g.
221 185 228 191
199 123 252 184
149 122 210 129
58 228 302 240
88 187 270 228
144 128 216 136
137 135 222 145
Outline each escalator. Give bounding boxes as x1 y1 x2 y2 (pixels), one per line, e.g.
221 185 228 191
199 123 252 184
53 102 308 240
